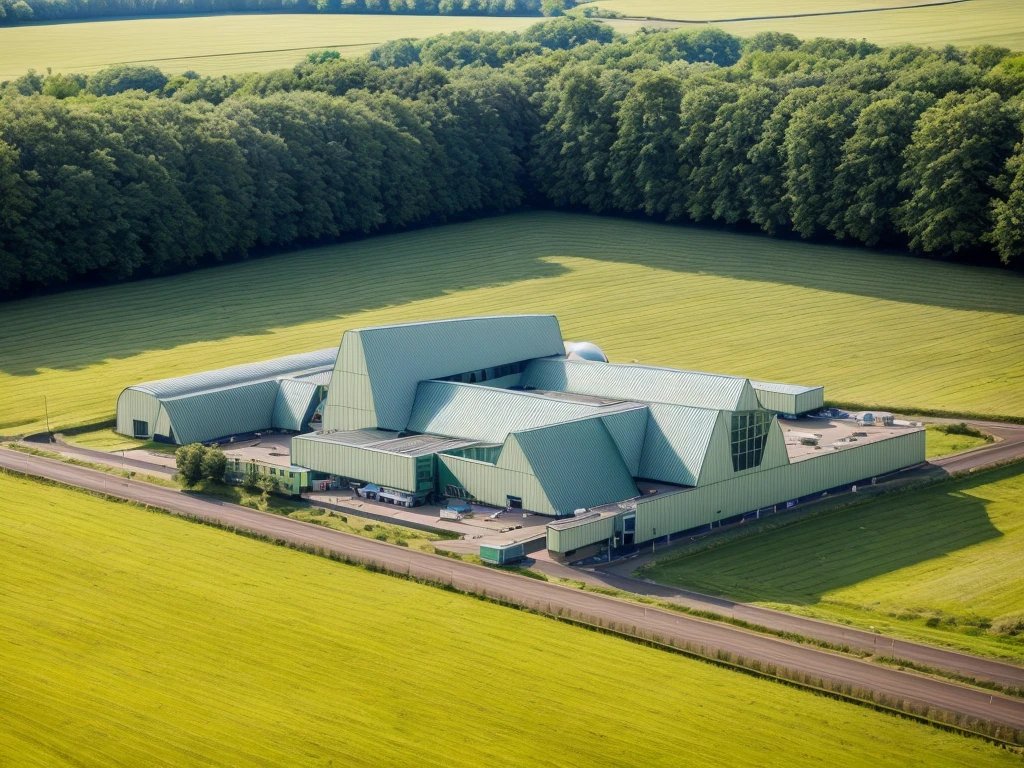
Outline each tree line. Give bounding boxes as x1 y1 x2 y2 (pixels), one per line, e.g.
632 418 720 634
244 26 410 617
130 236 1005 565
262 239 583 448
1 20 1023 297
0 0 579 26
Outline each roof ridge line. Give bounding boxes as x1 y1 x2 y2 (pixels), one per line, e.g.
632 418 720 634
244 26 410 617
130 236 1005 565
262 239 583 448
349 314 558 334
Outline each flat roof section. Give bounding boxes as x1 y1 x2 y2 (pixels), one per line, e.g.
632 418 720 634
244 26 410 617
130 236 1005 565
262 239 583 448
779 417 923 462
546 508 621 531
303 428 478 457
751 380 823 396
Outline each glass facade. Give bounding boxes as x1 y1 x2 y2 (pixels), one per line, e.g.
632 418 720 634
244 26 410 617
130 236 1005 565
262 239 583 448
730 410 771 471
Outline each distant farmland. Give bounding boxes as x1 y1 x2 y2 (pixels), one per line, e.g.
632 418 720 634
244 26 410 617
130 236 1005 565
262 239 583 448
641 461 1024 662
0 0 1020 81
2 212 1022 435
1 472 1016 767
0 13 543 79
597 0 1024 50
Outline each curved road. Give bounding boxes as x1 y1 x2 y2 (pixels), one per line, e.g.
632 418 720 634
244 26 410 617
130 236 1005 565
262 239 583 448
3 447 1023 731
930 419 1024 473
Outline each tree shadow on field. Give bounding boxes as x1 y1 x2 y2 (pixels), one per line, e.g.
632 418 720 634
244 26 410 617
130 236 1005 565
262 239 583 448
2 210 1022 378
653 463 1023 607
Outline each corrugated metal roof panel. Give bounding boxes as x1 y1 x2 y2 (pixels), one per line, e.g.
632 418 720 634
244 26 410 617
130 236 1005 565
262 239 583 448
131 348 337 399
161 379 280 445
510 418 639 516
407 380 644 444
329 315 565 432
600 408 648 476
751 380 822 395
289 370 333 386
638 403 719 486
272 379 323 432
521 359 759 412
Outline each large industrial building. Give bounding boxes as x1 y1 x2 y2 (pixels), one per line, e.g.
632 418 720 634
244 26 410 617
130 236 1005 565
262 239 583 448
116 315 925 559
116 348 335 445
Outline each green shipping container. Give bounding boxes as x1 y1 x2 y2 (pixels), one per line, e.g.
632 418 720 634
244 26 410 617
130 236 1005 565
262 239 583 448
480 542 525 565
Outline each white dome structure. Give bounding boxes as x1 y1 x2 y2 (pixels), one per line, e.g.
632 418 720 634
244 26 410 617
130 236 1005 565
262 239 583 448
563 340 609 362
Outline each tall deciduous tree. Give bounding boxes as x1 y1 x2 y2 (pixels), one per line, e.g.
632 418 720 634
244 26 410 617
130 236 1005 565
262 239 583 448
784 86 873 238
687 84 779 223
675 82 739 218
989 139 1024 265
609 71 685 216
831 90 934 245
896 90 1018 255
531 64 632 211
743 86 820 234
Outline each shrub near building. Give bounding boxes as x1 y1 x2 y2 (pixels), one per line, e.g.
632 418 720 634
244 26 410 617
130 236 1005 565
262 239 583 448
175 443 227 486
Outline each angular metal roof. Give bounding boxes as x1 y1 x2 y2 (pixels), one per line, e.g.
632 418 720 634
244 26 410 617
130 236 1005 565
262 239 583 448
130 348 337 399
637 403 720 486
509 418 639 516
407 380 644 444
160 379 281 445
327 315 565 432
599 407 649 476
272 379 324 433
521 359 761 412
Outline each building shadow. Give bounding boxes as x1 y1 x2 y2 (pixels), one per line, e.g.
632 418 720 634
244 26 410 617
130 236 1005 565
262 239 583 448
642 461 1020 606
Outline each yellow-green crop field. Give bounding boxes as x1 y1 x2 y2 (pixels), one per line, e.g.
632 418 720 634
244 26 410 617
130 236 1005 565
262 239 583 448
596 0 1024 51
2 212 1022 435
641 461 1024 661
925 425 991 459
0 471 1015 767
1 0 1020 82
0 13 542 80
593 0 914 17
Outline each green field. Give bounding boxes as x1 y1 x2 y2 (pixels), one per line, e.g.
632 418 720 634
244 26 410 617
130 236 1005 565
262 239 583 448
925 425 991 459
2 212 1022 435
591 0 916 17
595 0 1024 50
1 472 1016 766
1 0 1019 82
0 13 544 80
641 462 1024 661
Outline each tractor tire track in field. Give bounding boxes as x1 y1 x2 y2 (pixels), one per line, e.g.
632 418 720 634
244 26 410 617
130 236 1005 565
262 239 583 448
3 446 1024 731
115 40 382 67
618 0 973 23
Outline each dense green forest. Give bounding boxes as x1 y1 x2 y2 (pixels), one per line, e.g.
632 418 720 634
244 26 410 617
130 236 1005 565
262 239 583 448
1 19 1023 296
0 0 574 26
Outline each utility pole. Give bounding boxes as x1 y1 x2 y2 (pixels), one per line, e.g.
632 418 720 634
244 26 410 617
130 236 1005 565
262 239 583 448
43 396 52 441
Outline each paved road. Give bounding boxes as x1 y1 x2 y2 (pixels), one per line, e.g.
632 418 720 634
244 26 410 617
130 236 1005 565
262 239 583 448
22 434 177 477
3 447 1024 731
930 419 1024 474
581 567 1024 689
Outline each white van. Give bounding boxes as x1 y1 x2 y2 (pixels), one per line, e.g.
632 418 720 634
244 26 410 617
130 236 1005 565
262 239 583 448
378 487 420 508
